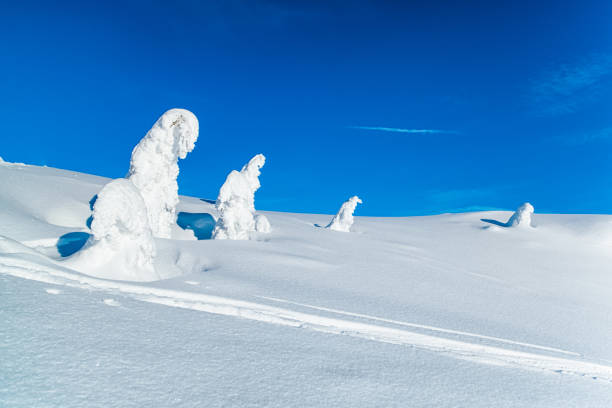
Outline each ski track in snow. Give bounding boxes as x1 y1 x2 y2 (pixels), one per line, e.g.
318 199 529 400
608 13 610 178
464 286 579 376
255 296 580 356
2 252 612 384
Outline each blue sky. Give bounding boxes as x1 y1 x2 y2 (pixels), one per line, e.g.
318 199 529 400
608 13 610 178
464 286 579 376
1 1 611 216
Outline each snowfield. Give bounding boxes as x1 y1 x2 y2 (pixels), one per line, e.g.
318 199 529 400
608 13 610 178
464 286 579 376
1 161 612 407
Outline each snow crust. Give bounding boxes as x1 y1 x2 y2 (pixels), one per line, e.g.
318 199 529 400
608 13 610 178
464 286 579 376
327 196 362 232
507 202 534 228
65 179 158 281
212 154 270 240
127 109 199 238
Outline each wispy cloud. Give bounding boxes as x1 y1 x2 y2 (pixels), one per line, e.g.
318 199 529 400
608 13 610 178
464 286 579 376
530 53 612 115
350 126 458 134
564 127 612 145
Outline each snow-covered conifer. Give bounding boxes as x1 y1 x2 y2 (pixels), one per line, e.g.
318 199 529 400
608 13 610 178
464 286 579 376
127 109 199 238
255 214 271 233
326 196 362 232
212 154 269 240
66 178 158 281
507 202 534 228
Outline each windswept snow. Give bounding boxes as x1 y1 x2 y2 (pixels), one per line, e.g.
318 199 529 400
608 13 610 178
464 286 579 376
127 109 199 239
213 154 270 240
64 178 158 282
507 202 535 228
327 195 362 232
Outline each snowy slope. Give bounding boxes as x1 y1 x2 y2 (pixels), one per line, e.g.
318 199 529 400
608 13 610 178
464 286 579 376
1 162 612 407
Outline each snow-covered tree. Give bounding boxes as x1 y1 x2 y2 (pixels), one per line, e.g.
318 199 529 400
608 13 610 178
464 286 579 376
212 154 270 240
66 178 158 281
507 202 534 228
127 109 199 238
326 196 362 232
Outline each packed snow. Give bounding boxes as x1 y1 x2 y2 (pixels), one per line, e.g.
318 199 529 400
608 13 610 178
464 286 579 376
1 163 612 407
64 178 158 282
127 109 199 239
326 195 362 232
212 154 270 240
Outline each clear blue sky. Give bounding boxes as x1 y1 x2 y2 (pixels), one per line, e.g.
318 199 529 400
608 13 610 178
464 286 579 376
1 1 611 215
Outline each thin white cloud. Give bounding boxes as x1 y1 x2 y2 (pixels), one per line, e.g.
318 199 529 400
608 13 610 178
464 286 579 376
350 126 457 134
565 127 612 145
531 53 612 115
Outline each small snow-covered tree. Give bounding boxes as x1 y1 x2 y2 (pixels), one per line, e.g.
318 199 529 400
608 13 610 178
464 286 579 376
66 178 158 281
507 202 534 228
327 196 362 232
212 154 270 240
127 109 199 238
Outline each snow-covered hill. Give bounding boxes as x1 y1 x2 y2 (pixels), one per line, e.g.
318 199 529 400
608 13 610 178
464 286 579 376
1 161 612 407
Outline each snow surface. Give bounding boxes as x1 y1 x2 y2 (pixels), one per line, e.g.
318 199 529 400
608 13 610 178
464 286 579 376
127 109 199 239
327 195 362 232
64 178 158 282
213 154 270 240
1 163 612 407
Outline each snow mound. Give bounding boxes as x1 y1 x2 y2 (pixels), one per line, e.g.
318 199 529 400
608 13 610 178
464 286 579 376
507 202 534 228
213 154 270 240
65 178 158 281
127 108 199 238
326 196 362 232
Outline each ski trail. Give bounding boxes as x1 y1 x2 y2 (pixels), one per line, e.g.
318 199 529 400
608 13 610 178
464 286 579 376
1 242 611 383
255 295 579 356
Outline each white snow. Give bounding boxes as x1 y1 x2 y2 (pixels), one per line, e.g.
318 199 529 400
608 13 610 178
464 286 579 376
1 163 612 407
507 202 535 228
327 195 362 232
212 154 270 240
64 178 158 282
127 109 199 238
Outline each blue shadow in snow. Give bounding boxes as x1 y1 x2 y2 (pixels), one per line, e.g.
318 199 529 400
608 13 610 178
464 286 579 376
177 212 216 240
480 218 508 228
200 198 216 204
86 194 98 229
57 231 91 257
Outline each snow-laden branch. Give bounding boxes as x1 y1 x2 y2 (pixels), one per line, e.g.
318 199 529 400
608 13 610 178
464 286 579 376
327 196 362 232
507 202 534 228
66 178 158 281
212 154 270 240
127 109 199 238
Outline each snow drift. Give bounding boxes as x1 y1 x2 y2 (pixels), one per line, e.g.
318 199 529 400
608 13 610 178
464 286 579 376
212 154 270 240
507 202 534 228
127 109 199 239
65 178 158 281
327 196 362 232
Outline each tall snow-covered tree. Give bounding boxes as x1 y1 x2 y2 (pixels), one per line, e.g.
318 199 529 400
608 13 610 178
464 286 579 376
327 196 362 232
66 178 158 281
127 109 199 238
507 202 534 228
213 154 270 240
